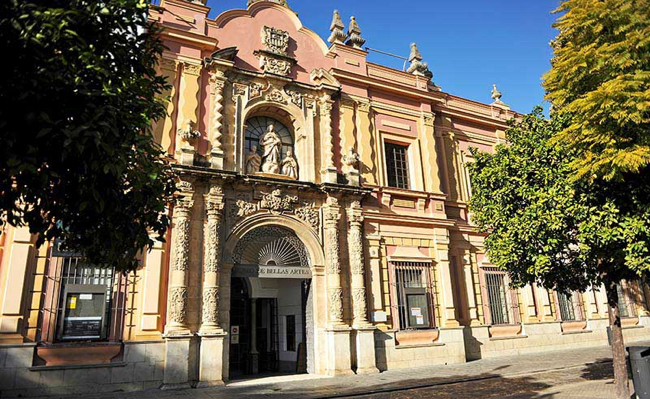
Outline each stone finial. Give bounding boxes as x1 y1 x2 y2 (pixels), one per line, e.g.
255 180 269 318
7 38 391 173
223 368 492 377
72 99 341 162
328 10 347 44
406 43 433 79
346 17 366 49
491 84 508 107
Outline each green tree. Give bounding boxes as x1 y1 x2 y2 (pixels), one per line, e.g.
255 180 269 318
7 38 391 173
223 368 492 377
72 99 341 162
0 0 175 273
468 108 650 399
543 0 650 181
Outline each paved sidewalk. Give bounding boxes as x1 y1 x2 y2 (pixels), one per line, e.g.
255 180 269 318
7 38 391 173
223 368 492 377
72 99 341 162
33 341 650 399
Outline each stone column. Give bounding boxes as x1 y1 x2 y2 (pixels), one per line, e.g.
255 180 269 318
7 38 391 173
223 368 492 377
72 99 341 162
198 184 227 387
163 180 194 390
208 71 226 169
175 62 202 166
347 200 378 374
319 97 337 183
356 99 376 185
324 195 353 376
233 83 247 172
250 298 259 374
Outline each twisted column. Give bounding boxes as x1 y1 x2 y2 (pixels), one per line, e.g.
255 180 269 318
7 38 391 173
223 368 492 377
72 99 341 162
199 184 225 334
165 181 194 336
347 200 369 327
324 195 344 325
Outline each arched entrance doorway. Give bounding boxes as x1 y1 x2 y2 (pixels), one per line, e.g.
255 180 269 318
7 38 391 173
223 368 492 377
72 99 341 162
228 226 313 379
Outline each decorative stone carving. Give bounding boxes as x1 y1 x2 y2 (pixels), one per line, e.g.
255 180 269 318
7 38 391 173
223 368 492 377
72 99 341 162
352 288 368 322
183 63 201 76
343 148 360 174
262 26 290 55
328 288 344 322
172 189 193 272
260 189 298 214
260 124 283 173
259 54 293 76
348 210 365 276
233 83 247 102
250 82 265 99
169 287 188 324
177 180 193 193
319 97 336 182
202 287 219 325
245 145 262 174
285 89 302 107
325 227 341 275
346 17 366 49
265 87 287 103
281 149 299 179
204 188 224 274
235 198 258 218
296 202 320 229
328 10 347 44
406 43 433 79
178 119 200 142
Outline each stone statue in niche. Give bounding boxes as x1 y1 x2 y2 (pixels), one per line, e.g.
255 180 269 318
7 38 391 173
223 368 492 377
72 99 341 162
260 124 282 174
245 145 262 174
281 148 298 179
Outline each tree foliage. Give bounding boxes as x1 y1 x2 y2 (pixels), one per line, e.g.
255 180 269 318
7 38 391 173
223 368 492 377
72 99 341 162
468 108 650 293
0 0 175 272
543 0 650 181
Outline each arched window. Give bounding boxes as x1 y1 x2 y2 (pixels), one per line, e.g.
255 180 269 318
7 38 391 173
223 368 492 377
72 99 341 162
244 116 293 158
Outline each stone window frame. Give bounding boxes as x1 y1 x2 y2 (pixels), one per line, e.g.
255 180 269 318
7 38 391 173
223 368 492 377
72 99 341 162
387 260 438 331
377 129 425 192
478 266 521 326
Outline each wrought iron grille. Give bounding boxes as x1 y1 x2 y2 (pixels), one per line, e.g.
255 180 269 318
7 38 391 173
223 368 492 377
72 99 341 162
38 251 127 343
385 143 409 189
617 283 637 318
557 293 576 321
482 268 518 325
390 261 436 330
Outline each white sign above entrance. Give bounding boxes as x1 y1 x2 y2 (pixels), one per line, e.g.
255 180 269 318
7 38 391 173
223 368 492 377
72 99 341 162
232 264 312 279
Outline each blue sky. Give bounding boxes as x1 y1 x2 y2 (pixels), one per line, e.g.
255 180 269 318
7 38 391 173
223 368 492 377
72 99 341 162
204 0 560 114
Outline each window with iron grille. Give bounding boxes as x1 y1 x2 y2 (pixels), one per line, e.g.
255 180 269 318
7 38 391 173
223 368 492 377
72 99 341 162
617 283 637 318
38 242 127 343
385 143 410 189
389 261 436 330
481 268 519 325
556 292 584 321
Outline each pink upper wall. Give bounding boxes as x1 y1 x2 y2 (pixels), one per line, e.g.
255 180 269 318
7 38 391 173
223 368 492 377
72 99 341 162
211 4 333 84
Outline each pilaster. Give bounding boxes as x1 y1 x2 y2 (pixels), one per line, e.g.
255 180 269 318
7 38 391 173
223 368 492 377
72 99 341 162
433 228 459 327
0 227 32 339
319 97 337 183
460 250 481 325
339 96 357 160
324 195 344 327
155 58 179 155
356 100 376 185
208 70 227 169
175 62 202 166
521 285 540 323
420 112 443 194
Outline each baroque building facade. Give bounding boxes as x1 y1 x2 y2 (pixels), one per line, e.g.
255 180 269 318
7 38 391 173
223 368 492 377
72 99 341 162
1 0 650 395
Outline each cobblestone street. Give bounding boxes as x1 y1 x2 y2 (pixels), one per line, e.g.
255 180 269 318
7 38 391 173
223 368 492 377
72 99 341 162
27 341 647 399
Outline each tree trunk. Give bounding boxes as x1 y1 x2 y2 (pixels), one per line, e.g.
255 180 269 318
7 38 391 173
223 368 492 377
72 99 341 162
606 282 630 399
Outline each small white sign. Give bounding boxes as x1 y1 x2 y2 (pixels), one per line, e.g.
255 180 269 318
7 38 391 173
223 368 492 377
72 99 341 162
416 316 424 325
373 311 387 322
79 294 93 300
411 307 421 317
231 335 239 344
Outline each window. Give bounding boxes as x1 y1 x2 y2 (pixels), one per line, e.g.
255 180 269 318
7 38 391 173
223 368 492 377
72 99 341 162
285 315 296 352
385 142 410 189
617 283 637 318
481 268 519 325
556 292 584 322
389 262 436 330
38 241 127 343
